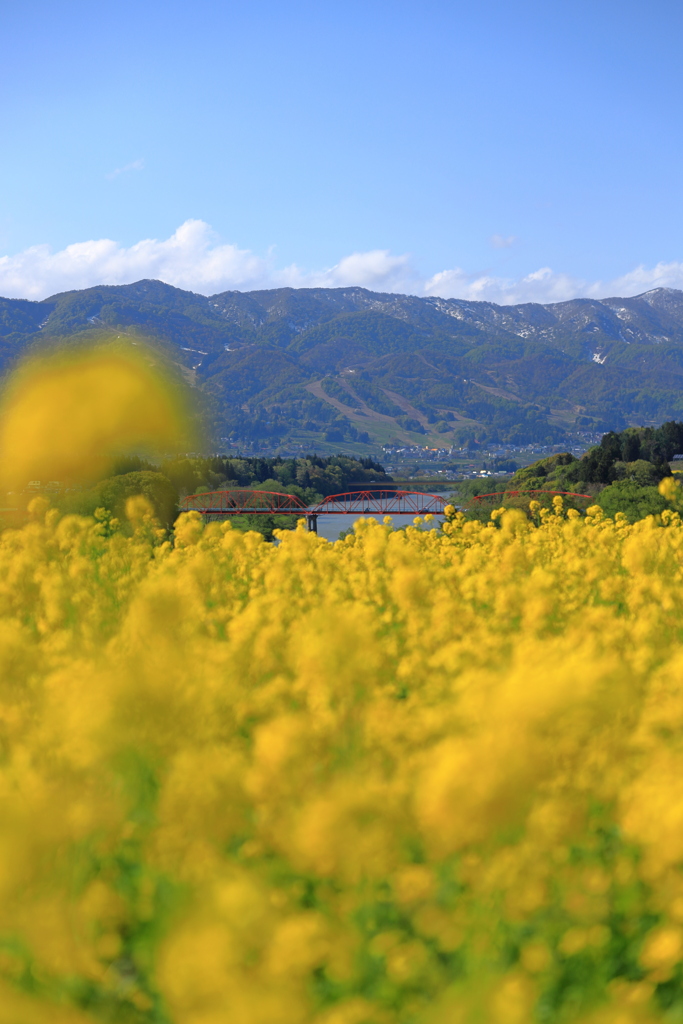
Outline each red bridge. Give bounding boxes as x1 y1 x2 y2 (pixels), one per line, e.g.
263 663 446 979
180 488 448 532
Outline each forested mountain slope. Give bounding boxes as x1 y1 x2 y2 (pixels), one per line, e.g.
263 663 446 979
2 280 683 448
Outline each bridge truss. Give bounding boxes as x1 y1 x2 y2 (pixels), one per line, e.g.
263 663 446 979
179 488 449 532
181 489 307 514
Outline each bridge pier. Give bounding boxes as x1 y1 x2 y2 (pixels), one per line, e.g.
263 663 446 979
306 514 318 534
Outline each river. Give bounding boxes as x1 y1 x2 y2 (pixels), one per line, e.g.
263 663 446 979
311 489 454 541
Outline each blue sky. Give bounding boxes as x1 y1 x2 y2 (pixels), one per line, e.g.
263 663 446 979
2 0 683 302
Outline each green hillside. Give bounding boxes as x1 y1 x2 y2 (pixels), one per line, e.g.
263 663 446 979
3 281 683 450
451 421 683 524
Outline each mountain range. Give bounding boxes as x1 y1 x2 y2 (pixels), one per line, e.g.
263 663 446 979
3 280 683 449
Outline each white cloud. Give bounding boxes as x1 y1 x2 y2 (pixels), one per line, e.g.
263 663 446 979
281 249 421 294
424 261 683 305
1 219 683 305
0 221 267 299
423 266 594 304
490 234 516 249
106 158 145 180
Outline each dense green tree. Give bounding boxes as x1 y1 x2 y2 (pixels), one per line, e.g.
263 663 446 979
596 480 668 523
611 459 662 486
159 458 203 495
575 424 678 485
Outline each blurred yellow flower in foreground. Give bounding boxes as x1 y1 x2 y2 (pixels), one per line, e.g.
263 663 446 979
0 341 192 489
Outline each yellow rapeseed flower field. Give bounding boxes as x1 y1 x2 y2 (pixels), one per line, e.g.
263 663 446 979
0 497 682 1024
2 345 683 1023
